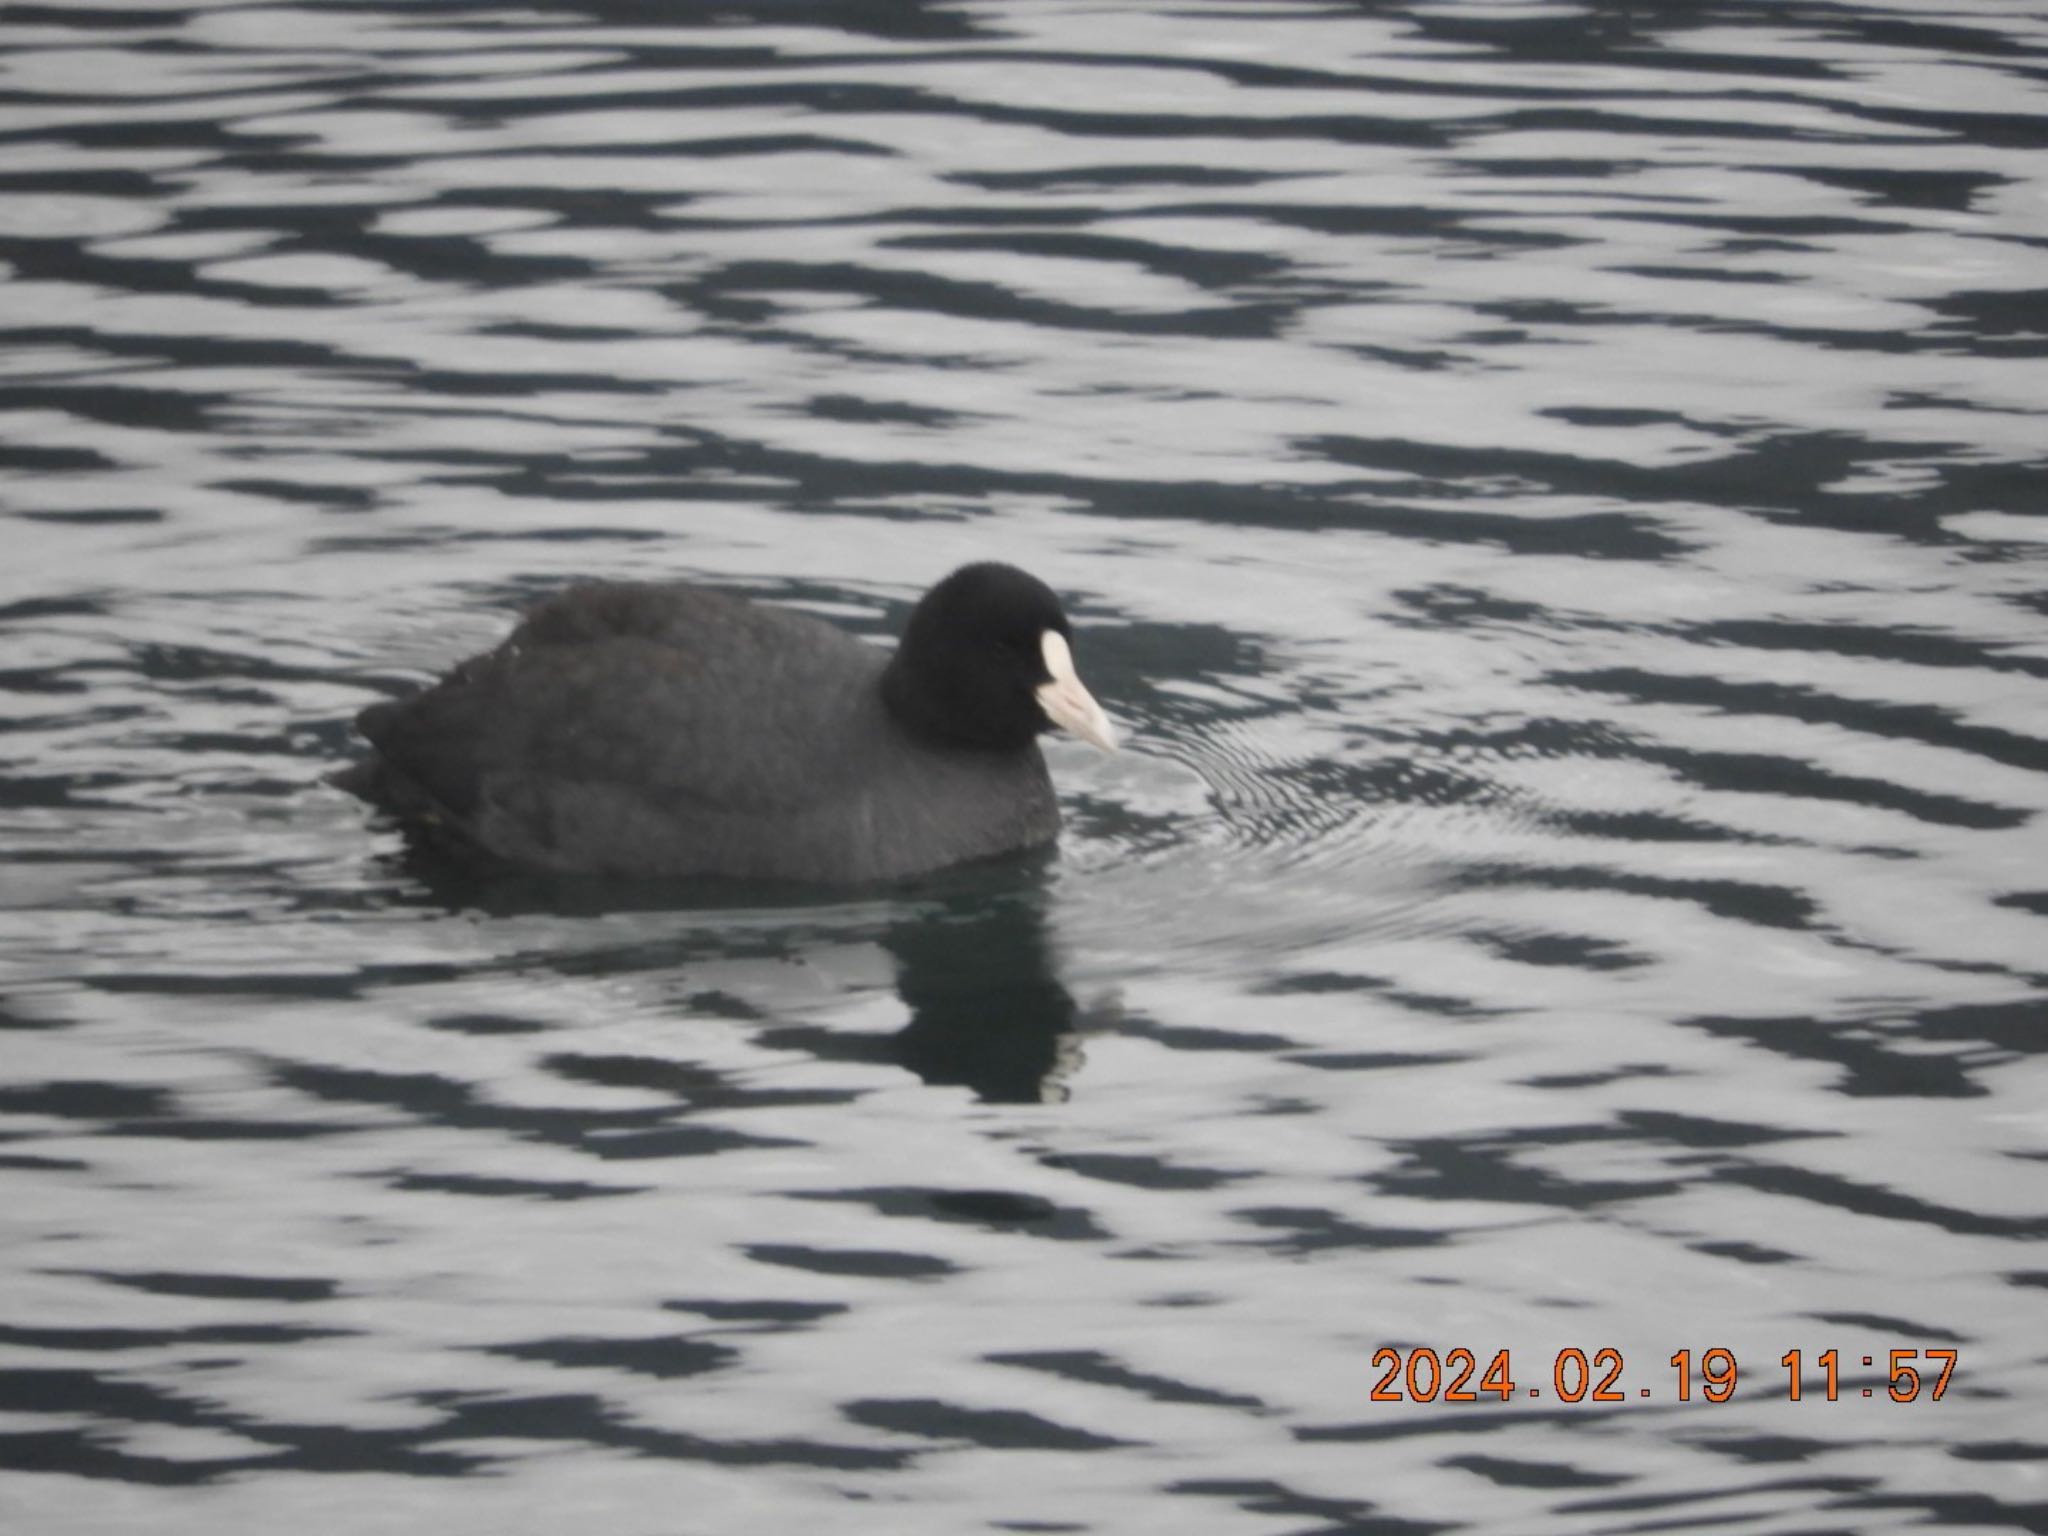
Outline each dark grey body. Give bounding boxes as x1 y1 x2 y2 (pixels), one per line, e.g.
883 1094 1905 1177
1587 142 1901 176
343 583 1061 883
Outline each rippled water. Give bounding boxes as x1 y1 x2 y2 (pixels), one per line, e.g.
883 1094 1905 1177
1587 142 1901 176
4 2 2046 1531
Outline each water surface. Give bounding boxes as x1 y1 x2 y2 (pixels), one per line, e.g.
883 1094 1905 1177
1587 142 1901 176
3 2 2046 1532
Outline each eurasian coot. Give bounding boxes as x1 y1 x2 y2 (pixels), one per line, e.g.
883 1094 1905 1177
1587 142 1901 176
340 562 1116 883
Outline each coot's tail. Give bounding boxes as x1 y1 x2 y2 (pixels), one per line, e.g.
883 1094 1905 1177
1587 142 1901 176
330 699 405 802
329 757 382 799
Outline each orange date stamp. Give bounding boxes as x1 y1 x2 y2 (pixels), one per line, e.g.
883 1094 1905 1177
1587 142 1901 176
1371 1347 1958 1403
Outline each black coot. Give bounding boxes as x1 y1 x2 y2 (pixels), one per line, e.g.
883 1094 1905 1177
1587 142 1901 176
340 562 1117 883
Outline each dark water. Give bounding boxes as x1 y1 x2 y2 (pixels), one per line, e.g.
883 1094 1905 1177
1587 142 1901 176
4 2 2046 1531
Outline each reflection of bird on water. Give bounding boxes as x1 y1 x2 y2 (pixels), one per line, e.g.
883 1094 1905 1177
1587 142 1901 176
888 892 1101 1104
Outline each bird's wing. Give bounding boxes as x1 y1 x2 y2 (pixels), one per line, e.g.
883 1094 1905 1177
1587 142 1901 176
360 584 881 822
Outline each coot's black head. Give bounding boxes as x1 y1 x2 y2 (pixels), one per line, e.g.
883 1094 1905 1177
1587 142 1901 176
881 563 1117 754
